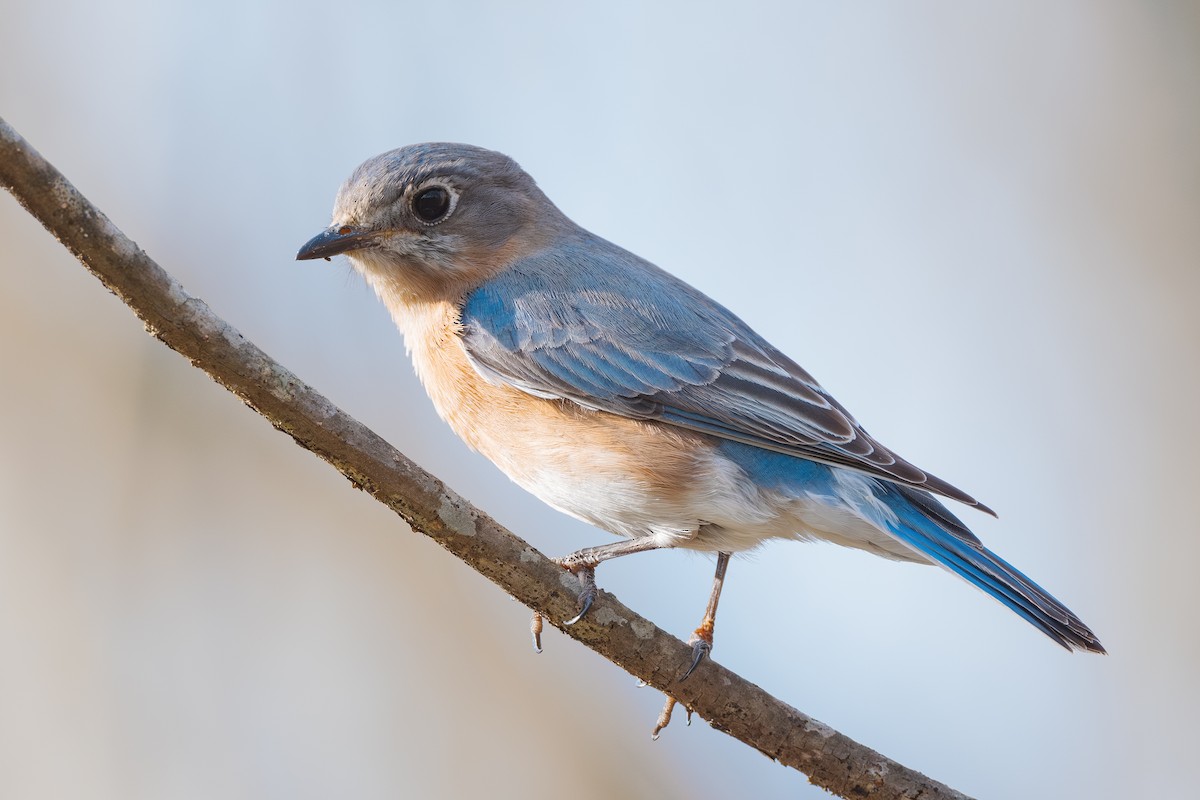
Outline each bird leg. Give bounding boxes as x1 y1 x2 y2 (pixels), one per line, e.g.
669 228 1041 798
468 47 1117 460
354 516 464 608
682 550 731 680
530 543 732 740
652 551 731 738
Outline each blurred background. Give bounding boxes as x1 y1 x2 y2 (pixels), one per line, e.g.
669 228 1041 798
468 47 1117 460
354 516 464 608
2 3 1197 798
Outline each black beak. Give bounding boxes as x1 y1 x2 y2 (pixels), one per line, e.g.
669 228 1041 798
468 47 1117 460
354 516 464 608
296 226 379 261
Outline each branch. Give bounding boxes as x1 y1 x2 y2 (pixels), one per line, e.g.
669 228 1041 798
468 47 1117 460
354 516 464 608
0 116 972 800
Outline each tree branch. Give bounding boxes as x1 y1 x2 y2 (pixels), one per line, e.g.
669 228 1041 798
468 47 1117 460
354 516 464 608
0 116 972 800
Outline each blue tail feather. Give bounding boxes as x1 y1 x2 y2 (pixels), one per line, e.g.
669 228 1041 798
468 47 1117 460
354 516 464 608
880 483 1104 653
716 440 1104 652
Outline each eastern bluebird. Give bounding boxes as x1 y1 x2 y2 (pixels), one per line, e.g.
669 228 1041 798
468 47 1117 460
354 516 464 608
297 143 1105 686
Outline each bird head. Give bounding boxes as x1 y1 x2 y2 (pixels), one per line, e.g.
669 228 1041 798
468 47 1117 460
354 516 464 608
297 143 562 300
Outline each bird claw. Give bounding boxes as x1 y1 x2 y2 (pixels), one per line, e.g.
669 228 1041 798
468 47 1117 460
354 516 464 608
529 559 598 653
563 591 594 625
680 618 715 680
560 562 597 625
652 695 693 739
680 638 711 681
652 696 676 739
530 611 544 653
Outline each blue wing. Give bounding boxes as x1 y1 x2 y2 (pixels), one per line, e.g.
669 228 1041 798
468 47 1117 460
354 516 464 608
461 231 993 514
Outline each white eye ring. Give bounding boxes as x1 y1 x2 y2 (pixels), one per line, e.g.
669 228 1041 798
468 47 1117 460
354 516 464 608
411 183 458 225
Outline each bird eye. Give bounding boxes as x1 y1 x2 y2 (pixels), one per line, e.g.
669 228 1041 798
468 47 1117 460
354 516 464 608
413 186 452 223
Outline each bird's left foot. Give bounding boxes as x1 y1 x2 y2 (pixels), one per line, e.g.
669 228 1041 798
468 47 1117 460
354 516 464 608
681 618 715 681
653 614 716 736
651 694 692 740
530 610 544 653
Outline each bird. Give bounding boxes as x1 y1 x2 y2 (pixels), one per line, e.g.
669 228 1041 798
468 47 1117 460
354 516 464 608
296 143 1105 703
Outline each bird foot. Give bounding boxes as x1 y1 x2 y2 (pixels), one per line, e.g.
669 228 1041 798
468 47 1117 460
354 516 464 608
530 611 544 653
528 556 600 653
651 695 692 739
557 557 598 626
681 618 715 680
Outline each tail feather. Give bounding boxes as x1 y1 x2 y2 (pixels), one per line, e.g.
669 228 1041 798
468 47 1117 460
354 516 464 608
881 484 1105 654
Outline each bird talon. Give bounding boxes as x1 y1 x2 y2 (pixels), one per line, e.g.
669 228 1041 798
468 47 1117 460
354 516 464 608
652 695 678 740
680 638 711 681
651 695 692 738
561 563 597 625
681 618 715 680
531 611 544 653
563 591 593 625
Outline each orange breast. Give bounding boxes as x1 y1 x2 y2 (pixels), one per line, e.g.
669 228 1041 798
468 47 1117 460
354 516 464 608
398 299 711 536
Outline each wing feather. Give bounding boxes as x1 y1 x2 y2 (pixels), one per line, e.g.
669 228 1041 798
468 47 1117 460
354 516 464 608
461 232 993 514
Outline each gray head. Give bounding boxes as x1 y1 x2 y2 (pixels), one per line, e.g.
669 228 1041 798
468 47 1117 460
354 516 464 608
297 143 564 297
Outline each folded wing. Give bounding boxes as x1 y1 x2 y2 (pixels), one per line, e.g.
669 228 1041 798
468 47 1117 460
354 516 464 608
461 232 993 515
